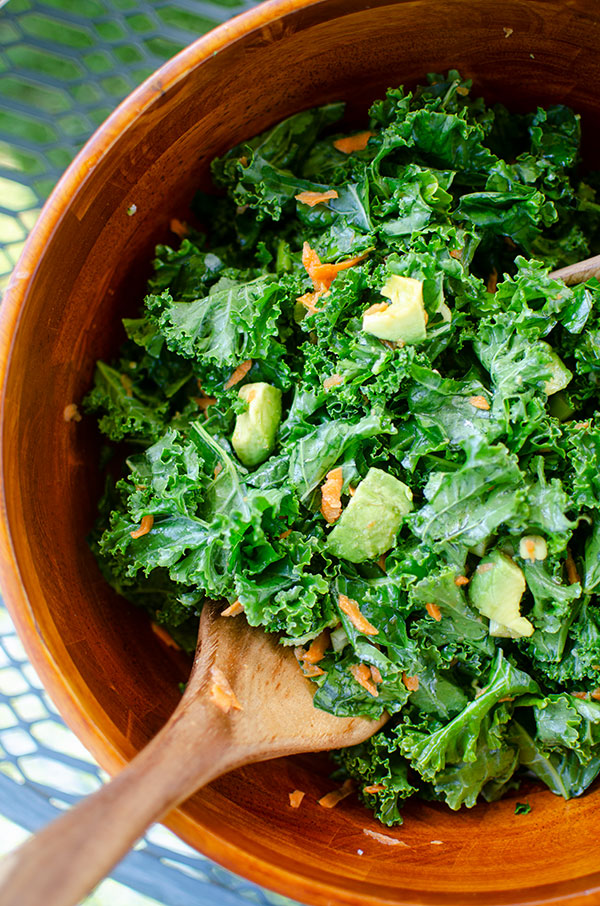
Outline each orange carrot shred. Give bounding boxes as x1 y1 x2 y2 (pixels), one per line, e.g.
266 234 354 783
468 395 490 411
454 575 469 587
377 554 387 573
573 691 588 699
130 514 154 539
221 599 244 617
566 549 580 585
321 466 344 524
402 672 420 692
295 189 339 207
323 373 344 390
302 241 369 292
333 131 373 154
363 783 386 794
426 602 442 622
214 463 223 479
170 218 188 238
348 485 356 496
302 663 325 678
63 403 82 423
497 695 514 703
338 594 378 636
363 301 389 316
297 290 324 313
279 529 292 540
209 666 242 713
370 665 383 685
487 267 498 294
449 248 463 260
350 663 379 697
318 778 355 808
151 622 181 649
303 630 331 664
591 689 600 701
225 359 252 390
289 790 305 808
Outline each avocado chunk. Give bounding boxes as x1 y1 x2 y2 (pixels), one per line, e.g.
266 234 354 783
231 382 282 467
540 342 573 395
326 467 413 563
469 550 534 638
362 275 427 345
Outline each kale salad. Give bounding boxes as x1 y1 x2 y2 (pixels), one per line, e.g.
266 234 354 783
85 71 600 825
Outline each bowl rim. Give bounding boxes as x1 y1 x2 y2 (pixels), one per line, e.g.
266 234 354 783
2 1 600 904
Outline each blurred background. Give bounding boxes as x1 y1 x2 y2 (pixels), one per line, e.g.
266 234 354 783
0 1 298 903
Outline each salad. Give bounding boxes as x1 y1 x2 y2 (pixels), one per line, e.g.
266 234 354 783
85 71 600 826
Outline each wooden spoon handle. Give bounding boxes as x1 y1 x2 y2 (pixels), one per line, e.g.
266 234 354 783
0 708 233 906
551 253 600 285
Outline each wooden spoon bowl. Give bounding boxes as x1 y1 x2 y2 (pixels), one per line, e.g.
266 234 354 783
2 2 600 905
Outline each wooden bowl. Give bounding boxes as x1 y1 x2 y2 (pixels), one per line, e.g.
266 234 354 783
2 1 600 903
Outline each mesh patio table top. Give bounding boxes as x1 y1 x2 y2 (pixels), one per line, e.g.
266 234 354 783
0 2 299 903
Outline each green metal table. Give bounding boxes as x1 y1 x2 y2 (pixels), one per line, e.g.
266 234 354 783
0 2 299 903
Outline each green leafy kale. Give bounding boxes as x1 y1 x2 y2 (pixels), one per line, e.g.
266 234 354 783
84 73 600 826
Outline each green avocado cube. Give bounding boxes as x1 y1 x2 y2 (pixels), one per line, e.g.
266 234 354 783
362 275 427 345
540 342 573 395
469 550 534 638
231 382 282 467
326 467 413 563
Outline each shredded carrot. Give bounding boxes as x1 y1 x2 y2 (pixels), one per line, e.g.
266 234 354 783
454 575 469 587
303 630 331 664
498 695 514 703
370 665 383 685
120 374 133 397
320 466 344 524
289 790 305 808
423 310 429 325
302 663 325 678
523 539 536 562
209 665 242 713
193 395 217 418
239 155 248 167
302 241 369 292
295 189 339 207
363 301 389 316
487 267 498 294
338 594 379 636
350 663 379 697
476 562 494 574
333 131 373 154
377 554 387 573
221 599 244 617
573 691 588 700
318 778 355 808
130 514 154 539
402 672 420 692
347 485 356 496
170 218 189 238
566 549 580 585
214 463 223 479
449 248 463 260
225 359 253 390
426 602 442 622
468 395 490 411
363 783 386 794
279 529 292 540
151 622 181 649
297 290 324 314
63 403 82 423
309 252 370 292
323 373 344 391
591 689 600 701
456 84 470 96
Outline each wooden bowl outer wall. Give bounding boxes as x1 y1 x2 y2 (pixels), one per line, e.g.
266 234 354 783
2 1 600 904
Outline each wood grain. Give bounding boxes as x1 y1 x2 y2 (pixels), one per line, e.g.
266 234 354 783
1 1 600 904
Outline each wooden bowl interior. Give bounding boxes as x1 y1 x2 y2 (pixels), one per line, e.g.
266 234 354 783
3 1 600 904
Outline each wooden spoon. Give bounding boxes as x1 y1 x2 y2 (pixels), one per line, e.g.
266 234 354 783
550 253 600 285
0 604 386 906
